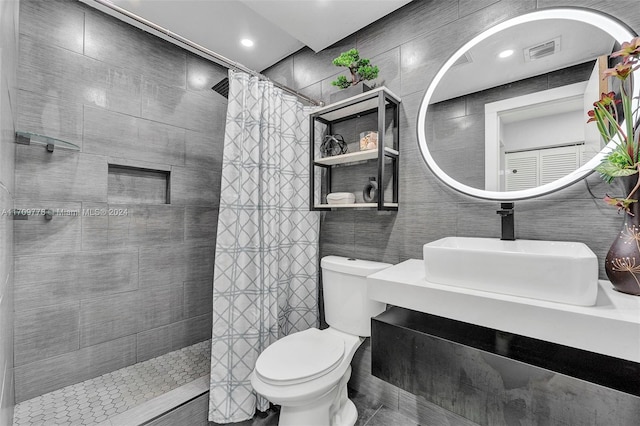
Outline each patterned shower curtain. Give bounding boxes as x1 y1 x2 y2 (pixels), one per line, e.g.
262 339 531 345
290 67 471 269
208 70 320 423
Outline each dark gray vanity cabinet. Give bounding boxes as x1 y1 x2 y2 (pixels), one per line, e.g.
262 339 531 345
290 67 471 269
371 307 640 425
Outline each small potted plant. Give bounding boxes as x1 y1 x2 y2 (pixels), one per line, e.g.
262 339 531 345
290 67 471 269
329 49 379 102
588 36 640 295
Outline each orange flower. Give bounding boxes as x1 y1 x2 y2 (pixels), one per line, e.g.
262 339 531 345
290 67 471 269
587 92 620 123
611 36 640 59
604 195 637 215
596 91 619 107
603 62 635 80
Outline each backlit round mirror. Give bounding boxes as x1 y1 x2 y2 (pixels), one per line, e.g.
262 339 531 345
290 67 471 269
417 8 638 201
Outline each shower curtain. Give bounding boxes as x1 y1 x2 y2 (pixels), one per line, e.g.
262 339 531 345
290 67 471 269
208 70 320 423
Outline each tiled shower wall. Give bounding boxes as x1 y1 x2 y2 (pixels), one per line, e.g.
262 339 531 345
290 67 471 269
263 0 640 424
13 0 227 403
0 0 19 424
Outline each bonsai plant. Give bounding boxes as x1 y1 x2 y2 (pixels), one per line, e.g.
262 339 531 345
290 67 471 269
330 49 379 89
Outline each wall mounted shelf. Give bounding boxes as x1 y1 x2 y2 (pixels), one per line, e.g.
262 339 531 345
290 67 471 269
313 202 399 210
16 131 80 152
309 86 401 211
314 147 399 166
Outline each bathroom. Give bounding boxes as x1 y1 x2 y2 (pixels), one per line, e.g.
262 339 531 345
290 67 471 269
1 0 639 425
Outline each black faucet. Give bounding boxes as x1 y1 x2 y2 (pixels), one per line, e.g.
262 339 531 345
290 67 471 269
496 202 515 241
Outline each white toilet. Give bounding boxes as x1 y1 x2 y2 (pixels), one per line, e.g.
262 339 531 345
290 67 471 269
250 256 391 426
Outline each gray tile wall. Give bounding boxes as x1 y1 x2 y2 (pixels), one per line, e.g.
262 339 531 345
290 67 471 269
263 0 640 424
0 0 19 424
13 0 227 403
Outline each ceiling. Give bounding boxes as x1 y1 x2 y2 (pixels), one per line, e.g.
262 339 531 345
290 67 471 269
82 0 413 72
431 18 616 103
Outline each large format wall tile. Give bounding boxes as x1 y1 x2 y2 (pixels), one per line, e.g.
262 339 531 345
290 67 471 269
183 278 213 319
356 0 458 60
0 78 16 195
184 129 223 170
458 0 500 18
19 0 84 54
19 35 143 116
138 244 189 289
136 313 211 362
0 193 12 306
17 89 84 148
14 249 139 310
262 56 294 90
1 0 18 419
106 204 184 248
138 284 184 331
291 36 356 91
399 1 536 97
84 8 187 90
141 79 225 134
184 206 219 244
13 201 82 256
84 105 186 166
79 291 141 348
14 302 79 367
136 323 172 363
1 0 19 418
14 335 137 403
0 287 14 426
319 210 356 258
186 53 228 94
138 244 214 289
171 165 221 206
15 145 108 203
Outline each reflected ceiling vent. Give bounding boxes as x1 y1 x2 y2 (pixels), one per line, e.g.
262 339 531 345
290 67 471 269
524 37 561 62
452 51 473 67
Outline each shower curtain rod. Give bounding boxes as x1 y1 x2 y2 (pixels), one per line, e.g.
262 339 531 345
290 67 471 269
88 0 324 106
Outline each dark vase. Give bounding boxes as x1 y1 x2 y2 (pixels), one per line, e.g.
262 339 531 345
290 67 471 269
605 174 640 295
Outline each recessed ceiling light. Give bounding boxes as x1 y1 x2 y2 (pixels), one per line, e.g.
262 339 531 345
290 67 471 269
498 49 514 59
241 38 254 48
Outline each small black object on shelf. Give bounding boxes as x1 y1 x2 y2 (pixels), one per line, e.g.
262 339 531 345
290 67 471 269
320 134 348 157
363 177 378 203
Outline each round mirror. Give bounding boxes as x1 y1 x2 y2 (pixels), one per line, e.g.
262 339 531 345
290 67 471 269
417 8 638 201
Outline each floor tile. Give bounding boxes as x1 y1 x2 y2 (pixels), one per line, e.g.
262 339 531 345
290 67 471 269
364 405 419 426
13 340 211 425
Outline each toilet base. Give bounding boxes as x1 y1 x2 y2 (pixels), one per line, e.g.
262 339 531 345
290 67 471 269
278 366 356 426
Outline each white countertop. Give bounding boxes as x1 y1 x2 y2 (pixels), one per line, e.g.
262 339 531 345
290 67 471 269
367 259 640 363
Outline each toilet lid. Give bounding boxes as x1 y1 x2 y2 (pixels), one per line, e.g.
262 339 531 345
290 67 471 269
255 328 345 385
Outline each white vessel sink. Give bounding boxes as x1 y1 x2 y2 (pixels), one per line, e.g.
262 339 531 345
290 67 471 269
423 237 599 306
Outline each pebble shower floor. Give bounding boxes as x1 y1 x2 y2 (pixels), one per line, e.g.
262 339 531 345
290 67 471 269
12 340 211 425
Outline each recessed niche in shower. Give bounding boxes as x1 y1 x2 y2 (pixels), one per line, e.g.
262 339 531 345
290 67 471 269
108 164 170 204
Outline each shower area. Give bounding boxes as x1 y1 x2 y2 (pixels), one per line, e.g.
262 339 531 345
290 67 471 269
10 0 230 423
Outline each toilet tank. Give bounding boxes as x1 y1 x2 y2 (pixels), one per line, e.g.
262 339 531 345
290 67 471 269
320 256 391 337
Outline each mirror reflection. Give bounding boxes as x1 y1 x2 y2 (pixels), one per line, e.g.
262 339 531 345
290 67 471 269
424 18 618 192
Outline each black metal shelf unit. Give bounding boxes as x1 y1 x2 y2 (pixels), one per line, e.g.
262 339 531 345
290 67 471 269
309 87 401 211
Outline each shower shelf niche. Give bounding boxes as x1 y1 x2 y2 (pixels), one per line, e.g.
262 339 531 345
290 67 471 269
15 131 80 152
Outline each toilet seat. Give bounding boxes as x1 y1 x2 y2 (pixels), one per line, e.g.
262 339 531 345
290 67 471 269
255 328 345 386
